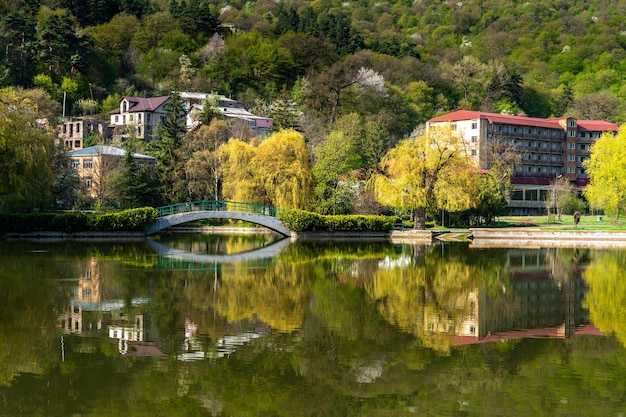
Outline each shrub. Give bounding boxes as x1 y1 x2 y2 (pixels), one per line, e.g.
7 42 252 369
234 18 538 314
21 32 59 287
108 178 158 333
0 207 158 235
278 209 398 232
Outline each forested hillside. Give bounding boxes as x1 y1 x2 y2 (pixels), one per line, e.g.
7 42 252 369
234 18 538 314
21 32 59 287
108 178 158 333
1 0 624 131
1 0 625 215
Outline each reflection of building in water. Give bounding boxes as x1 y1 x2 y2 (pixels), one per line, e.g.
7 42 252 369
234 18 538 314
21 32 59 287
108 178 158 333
58 259 103 334
109 314 147 355
178 319 268 361
426 249 599 345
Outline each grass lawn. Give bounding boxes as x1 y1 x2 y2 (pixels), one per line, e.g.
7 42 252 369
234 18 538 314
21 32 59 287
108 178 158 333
489 213 626 231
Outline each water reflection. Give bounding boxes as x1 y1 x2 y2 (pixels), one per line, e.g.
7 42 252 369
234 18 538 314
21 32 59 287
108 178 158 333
1 238 626 416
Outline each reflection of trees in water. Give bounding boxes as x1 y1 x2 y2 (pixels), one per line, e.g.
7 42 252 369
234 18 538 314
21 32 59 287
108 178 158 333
584 251 626 347
368 243 511 353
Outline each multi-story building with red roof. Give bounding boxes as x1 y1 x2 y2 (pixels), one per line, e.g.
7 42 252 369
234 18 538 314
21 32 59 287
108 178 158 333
427 110 619 215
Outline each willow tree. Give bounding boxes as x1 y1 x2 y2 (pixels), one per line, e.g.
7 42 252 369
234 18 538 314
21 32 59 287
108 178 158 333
371 125 478 229
0 87 54 211
217 138 260 203
218 129 313 208
252 129 313 210
583 125 626 221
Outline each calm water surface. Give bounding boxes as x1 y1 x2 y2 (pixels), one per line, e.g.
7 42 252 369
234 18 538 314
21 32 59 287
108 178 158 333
1 234 625 416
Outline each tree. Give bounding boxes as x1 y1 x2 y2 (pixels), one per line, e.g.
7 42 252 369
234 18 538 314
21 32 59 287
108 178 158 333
38 11 91 79
0 11 38 85
252 129 313 209
183 120 230 201
312 115 362 214
0 87 54 211
151 92 186 203
217 138 260 203
583 125 626 221
547 175 573 221
371 125 478 229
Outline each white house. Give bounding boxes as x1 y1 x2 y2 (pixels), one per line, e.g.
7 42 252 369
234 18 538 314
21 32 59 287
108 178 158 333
109 96 170 140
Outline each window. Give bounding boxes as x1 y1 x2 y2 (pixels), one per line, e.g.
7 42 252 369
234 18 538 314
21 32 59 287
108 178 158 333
83 159 93 169
123 115 126 124
471 122 477 129
147 113 152 123
567 142 575 149
471 136 477 142
115 115 119 123
71 160 80 169
568 154 575 161
469 325 475 334
568 166 575 173
84 177 92 188
579 144 587 150
513 127 518 133
451 123 457 130
76 123 80 133
471 149 477 156
568 130 575 137
138 114 142 122
129 114 134 122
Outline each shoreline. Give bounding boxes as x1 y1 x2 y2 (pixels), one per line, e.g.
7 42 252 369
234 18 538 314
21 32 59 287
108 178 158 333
5 227 626 248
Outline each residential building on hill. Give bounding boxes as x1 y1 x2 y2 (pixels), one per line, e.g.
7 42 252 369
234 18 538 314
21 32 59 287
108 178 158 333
108 96 170 140
180 92 273 138
67 145 155 201
59 118 110 150
427 110 619 215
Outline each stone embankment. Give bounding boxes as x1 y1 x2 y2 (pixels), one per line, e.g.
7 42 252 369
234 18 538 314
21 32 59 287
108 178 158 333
470 228 626 248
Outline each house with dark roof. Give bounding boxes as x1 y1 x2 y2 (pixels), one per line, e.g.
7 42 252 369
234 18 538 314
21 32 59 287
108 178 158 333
109 96 170 140
180 92 273 138
427 110 619 215
67 145 156 201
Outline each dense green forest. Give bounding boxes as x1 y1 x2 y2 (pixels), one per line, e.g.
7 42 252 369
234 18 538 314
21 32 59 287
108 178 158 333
2 0 625 126
1 0 625 214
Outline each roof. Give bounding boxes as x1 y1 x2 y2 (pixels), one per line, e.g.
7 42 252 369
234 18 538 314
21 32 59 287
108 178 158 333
575 120 619 131
109 96 170 114
428 110 618 132
67 145 155 160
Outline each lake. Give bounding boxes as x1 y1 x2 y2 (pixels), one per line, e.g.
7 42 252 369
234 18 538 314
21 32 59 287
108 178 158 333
1 234 625 416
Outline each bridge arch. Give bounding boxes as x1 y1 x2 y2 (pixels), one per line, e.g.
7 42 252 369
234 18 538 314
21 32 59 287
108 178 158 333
145 201 292 236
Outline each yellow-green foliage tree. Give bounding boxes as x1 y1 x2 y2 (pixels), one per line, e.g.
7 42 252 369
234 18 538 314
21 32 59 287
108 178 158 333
584 251 626 347
218 129 313 209
0 87 54 211
253 129 313 209
217 138 260 203
583 125 626 221
371 124 478 229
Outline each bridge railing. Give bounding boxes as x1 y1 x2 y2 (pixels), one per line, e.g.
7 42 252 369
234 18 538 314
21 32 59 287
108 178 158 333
155 200 279 218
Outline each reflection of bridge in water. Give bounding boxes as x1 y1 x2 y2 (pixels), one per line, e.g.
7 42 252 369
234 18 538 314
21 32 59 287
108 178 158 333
147 237 291 270
146 200 292 236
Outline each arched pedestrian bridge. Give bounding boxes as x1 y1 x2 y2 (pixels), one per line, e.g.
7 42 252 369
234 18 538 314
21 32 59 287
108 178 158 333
146 200 292 236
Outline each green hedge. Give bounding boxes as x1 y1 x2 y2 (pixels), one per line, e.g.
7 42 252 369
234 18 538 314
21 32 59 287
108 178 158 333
0 207 158 235
278 209 399 232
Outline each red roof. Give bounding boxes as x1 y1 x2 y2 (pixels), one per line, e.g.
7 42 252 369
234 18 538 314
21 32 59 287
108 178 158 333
109 96 170 114
428 110 618 132
576 120 619 131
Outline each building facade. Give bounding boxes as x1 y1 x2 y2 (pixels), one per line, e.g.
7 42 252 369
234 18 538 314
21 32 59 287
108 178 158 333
427 111 619 215
109 96 170 140
67 145 156 201
180 92 273 138
59 117 110 150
